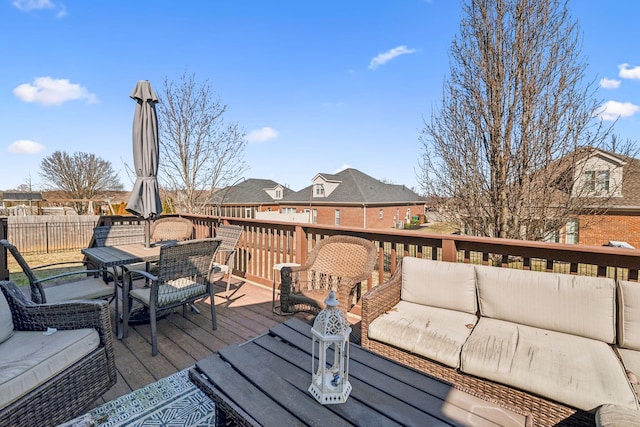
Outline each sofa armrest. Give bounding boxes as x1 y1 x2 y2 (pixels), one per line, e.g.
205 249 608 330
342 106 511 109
361 262 403 348
0 281 114 346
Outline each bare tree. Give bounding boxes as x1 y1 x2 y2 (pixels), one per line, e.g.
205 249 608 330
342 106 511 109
157 71 248 214
419 0 614 241
40 151 123 214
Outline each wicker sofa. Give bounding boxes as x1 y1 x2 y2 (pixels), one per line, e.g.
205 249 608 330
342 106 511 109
0 281 116 427
361 257 640 426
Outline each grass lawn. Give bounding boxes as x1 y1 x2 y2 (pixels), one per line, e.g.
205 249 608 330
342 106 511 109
7 251 86 288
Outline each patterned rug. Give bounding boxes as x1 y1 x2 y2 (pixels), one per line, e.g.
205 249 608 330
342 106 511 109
89 369 215 426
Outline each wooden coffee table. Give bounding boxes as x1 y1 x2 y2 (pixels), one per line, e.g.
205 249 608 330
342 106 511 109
189 318 532 426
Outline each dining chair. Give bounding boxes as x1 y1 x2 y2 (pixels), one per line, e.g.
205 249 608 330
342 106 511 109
0 239 116 304
279 235 377 314
122 238 222 356
212 224 243 293
151 217 194 242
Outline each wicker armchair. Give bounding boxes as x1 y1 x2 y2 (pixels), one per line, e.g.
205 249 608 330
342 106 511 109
122 238 222 356
151 217 194 242
279 235 377 314
0 281 116 427
1 239 115 304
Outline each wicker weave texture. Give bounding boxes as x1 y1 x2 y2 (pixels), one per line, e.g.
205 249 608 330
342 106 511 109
151 217 194 242
360 263 595 427
93 224 146 247
0 281 116 427
280 235 377 314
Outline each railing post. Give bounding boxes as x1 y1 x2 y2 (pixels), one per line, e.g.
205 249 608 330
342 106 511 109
295 225 307 265
442 238 458 262
0 217 8 280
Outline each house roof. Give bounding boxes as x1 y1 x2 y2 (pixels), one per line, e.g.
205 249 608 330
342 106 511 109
282 168 426 205
211 178 294 205
0 191 44 202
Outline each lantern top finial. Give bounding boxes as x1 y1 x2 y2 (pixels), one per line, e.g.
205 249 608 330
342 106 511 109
312 291 350 337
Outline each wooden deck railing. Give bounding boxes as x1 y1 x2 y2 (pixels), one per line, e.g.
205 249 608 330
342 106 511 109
2 215 639 288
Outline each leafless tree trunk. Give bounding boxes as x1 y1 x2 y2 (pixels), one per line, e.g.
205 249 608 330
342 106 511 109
40 151 123 214
157 71 248 214
419 0 614 241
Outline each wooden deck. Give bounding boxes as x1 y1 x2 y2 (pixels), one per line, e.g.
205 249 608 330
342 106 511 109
91 276 329 408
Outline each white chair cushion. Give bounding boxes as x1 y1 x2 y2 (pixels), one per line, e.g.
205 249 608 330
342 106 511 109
461 317 637 411
43 278 114 303
618 280 640 350
596 404 640 427
475 265 616 342
368 300 478 368
0 328 99 408
130 279 208 307
401 257 477 314
0 291 14 344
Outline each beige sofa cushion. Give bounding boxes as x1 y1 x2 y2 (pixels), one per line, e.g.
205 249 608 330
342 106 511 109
475 265 616 342
0 291 14 344
401 257 477 314
616 348 640 397
0 328 100 408
461 317 637 411
618 280 640 350
596 404 640 427
43 277 114 303
368 300 478 368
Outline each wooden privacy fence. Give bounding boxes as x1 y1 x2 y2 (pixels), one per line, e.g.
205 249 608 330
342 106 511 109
5 216 99 254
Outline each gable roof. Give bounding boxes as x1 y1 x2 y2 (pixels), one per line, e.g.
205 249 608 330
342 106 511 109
211 178 294 205
283 168 426 205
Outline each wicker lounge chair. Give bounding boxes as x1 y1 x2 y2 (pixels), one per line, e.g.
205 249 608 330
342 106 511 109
279 235 377 314
0 239 115 305
122 238 222 356
0 280 116 427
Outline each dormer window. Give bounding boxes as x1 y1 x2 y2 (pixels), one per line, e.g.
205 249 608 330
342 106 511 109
276 189 281 198
583 170 610 192
314 184 325 197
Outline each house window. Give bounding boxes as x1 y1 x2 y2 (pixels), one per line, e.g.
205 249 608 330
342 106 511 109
315 184 325 196
335 209 340 225
566 219 579 244
313 209 318 224
584 170 610 192
379 209 383 219
276 190 281 198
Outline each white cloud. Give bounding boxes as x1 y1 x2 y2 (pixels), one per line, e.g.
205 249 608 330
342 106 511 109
12 0 53 11
597 100 640 121
599 78 621 89
8 139 46 154
246 127 278 143
369 45 416 70
619 63 640 80
13 77 97 106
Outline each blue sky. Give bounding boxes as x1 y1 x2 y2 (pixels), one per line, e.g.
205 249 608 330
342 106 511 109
2 0 640 193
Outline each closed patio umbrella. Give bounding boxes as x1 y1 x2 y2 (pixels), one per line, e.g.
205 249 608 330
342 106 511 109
125 80 162 247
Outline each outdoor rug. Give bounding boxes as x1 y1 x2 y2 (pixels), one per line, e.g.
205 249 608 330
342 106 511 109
89 368 215 426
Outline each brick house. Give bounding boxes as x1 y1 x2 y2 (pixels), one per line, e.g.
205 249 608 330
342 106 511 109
267 168 426 229
210 169 426 230
554 149 640 248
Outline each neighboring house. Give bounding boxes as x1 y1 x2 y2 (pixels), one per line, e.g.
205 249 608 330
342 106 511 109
207 179 295 218
0 191 43 208
554 149 640 248
270 169 426 229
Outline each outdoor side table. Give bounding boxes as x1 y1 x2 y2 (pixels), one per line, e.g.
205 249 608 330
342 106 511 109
271 262 299 315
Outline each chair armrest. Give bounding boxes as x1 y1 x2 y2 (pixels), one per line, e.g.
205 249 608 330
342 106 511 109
0 281 113 345
31 260 88 271
361 262 402 348
33 268 116 285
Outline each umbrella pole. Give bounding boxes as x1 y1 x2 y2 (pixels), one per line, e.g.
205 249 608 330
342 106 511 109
145 219 151 248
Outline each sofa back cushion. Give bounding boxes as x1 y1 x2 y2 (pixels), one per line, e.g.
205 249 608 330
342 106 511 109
401 257 477 314
618 280 640 350
0 290 14 344
475 265 616 343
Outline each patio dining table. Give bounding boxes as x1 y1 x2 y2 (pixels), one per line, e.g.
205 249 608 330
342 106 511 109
82 243 162 338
